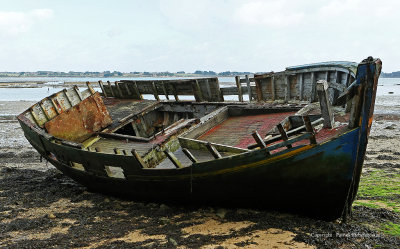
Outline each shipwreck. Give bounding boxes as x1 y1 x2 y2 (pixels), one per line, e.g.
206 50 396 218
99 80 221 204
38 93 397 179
17 57 382 221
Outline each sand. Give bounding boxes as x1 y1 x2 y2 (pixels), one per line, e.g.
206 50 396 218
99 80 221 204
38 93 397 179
0 100 399 248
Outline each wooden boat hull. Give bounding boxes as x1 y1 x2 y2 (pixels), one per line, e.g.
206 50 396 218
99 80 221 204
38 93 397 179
17 57 382 221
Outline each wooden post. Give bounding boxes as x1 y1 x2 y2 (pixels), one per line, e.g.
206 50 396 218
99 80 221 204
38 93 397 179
271 76 275 101
215 78 224 102
245 75 252 101
285 75 290 102
303 116 317 144
349 84 364 128
164 149 183 168
252 131 267 149
161 81 169 100
107 81 115 97
115 81 123 98
192 80 204 102
86 81 95 95
316 80 334 128
132 81 142 100
310 72 316 102
204 79 212 102
98 80 108 97
235 76 243 102
332 71 339 105
151 81 160 101
255 78 263 101
172 83 179 101
298 74 304 101
131 149 146 168
205 142 222 159
123 82 132 96
73 85 83 101
277 123 292 149
182 148 198 163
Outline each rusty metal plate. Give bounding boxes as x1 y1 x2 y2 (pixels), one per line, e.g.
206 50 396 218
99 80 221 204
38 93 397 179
45 92 112 142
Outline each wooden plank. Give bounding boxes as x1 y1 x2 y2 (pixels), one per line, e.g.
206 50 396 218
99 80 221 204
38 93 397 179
252 130 267 149
133 81 142 100
255 79 263 101
131 149 146 168
115 82 123 98
205 142 222 159
316 80 334 128
164 149 183 168
299 74 304 101
107 81 115 97
172 83 179 101
62 89 74 106
215 78 224 102
267 132 313 152
178 137 249 153
271 76 275 101
204 79 212 102
98 80 108 97
151 81 160 101
277 123 292 149
349 84 364 128
310 72 316 102
161 81 169 100
235 76 243 102
73 85 83 101
302 116 317 144
182 148 198 163
96 132 151 142
123 82 132 96
86 82 96 95
245 75 252 101
285 75 290 102
192 80 204 102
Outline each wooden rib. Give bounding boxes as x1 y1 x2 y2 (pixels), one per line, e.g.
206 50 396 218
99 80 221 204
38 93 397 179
131 149 146 168
133 81 142 100
164 149 183 168
107 81 115 97
182 148 198 163
277 123 292 149
245 74 252 101
151 81 160 101
172 83 179 101
98 80 108 97
161 81 169 100
215 78 224 101
73 85 83 101
205 142 222 159
49 98 61 115
113 148 122 154
95 147 101 152
235 76 243 102
316 80 334 128
271 76 275 101
123 82 131 96
252 130 267 149
299 73 304 101
38 101 51 120
255 78 263 101
310 72 316 102
29 107 41 127
204 79 212 102
86 81 96 95
302 116 317 144
285 75 290 102
193 80 204 102
115 82 123 97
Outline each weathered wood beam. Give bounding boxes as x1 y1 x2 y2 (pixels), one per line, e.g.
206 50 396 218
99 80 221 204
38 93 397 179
302 116 317 144
204 79 212 102
205 142 222 159
255 79 263 101
235 76 243 102
271 76 275 101
131 149 146 168
316 80 334 128
164 149 183 168
349 84 364 128
310 72 316 102
161 81 169 100
285 75 290 102
277 123 292 149
123 82 132 96
86 82 96 95
182 148 198 163
252 130 267 149
133 81 142 100
172 84 179 101
107 81 115 97
115 82 123 97
299 73 304 101
245 75 252 101
151 81 160 101
98 80 108 97
192 80 204 102
73 85 83 101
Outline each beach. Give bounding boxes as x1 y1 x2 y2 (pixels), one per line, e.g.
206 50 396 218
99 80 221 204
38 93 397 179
0 93 399 248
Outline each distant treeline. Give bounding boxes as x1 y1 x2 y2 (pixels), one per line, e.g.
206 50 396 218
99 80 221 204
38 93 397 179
0 70 255 77
381 72 400 78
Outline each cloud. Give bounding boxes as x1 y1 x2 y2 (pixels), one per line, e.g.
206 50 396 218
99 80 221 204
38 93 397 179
235 0 304 28
0 9 53 36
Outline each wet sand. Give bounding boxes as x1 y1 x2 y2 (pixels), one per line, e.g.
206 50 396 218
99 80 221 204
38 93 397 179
0 100 399 248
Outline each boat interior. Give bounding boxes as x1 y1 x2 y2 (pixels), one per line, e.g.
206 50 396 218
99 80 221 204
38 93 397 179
19 64 360 177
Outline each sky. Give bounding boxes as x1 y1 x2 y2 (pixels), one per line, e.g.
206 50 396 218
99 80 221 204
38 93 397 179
0 0 399 73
